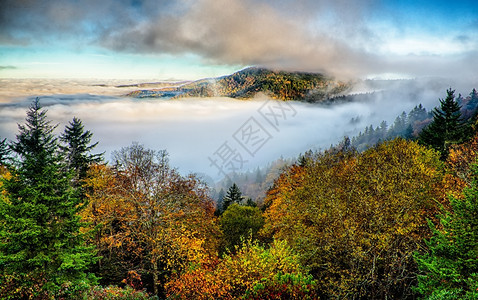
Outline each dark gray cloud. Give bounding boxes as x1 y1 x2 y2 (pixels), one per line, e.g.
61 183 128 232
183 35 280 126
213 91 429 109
98 0 384 77
1 0 477 79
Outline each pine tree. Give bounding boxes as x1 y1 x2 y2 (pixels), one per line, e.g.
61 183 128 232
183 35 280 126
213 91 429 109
389 111 408 138
60 117 103 185
419 89 470 159
0 138 10 166
408 104 429 125
222 183 243 212
466 88 478 111
415 163 478 299
0 99 96 298
403 123 414 140
215 188 226 216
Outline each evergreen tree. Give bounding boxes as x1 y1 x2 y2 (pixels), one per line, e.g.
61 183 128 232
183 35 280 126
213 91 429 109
0 138 10 165
222 183 243 212
377 120 388 140
245 197 257 207
415 163 478 299
0 99 96 298
298 154 308 167
408 104 429 125
389 111 408 138
403 123 414 140
419 89 470 159
467 88 478 112
456 93 465 106
60 117 103 185
215 188 225 216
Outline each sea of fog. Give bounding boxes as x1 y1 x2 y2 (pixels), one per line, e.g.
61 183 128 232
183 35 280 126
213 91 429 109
0 78 471 181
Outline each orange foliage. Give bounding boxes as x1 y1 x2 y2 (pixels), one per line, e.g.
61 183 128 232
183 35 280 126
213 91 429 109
165 239 317 299
82 155 221 296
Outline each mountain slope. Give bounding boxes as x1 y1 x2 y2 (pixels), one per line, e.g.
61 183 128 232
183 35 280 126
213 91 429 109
127 67 351 101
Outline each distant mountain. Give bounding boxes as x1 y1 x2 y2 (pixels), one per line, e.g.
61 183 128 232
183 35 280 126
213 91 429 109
126 67 351 102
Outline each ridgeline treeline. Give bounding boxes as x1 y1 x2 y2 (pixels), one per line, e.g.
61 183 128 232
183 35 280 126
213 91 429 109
2 88 478 299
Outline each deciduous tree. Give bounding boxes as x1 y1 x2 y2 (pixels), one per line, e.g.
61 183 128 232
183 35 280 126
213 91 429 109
82 143 220 297
166 238 317 299
263 139 445 299
219 203 264 252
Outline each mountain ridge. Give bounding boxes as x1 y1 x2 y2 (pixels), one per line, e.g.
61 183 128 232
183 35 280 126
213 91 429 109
126 67 351 102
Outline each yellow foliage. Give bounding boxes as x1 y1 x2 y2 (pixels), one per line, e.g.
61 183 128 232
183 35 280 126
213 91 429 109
166 238 317 299
263 139 445 298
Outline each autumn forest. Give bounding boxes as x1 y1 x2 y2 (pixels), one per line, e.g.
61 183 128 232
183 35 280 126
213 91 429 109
2 87 478 300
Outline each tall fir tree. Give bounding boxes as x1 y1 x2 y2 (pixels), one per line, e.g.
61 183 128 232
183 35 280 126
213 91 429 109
415 162 478 299
0 99 96 298
60 117 103 185
419 89 470 159
222 183 243 212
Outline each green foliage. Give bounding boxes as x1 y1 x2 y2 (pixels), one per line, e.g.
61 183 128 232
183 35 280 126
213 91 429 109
219 203 265 252
415 163 478 299
420 89 471 159
0 98 97 298
244 272 317 300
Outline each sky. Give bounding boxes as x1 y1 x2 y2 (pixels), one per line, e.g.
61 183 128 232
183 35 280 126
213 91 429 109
1 0 477 80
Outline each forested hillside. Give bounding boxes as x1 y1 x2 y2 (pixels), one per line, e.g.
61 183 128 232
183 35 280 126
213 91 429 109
127 67 351 101
352 88 478 152
2 88 478 299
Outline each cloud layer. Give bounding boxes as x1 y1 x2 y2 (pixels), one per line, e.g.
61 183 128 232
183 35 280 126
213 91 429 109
0 78 466 180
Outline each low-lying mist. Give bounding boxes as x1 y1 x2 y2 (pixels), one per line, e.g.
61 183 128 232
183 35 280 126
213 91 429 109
0 78 472 181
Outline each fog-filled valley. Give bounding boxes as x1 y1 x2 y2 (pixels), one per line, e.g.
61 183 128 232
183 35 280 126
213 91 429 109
0 77 467 183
